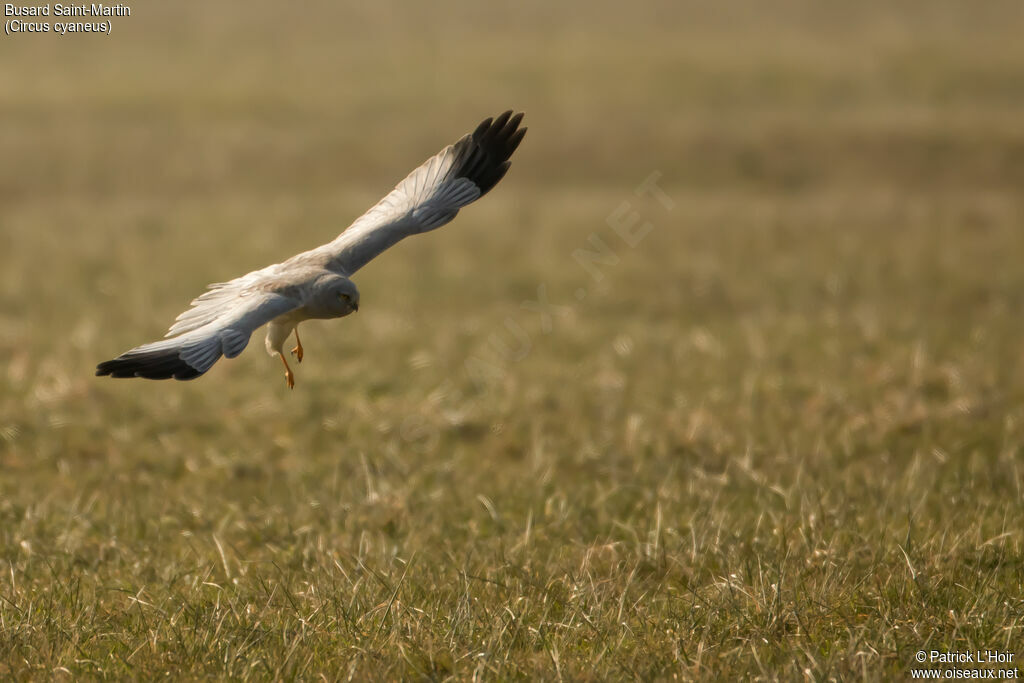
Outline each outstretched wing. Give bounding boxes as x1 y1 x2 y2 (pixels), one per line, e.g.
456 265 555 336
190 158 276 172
96 289 300 380
313 110 526 276
96 111 525 382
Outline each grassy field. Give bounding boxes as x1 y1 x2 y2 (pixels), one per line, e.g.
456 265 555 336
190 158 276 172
3 0 1024 679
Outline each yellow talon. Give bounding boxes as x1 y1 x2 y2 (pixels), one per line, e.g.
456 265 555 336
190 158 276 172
280 354 295 390
290 329 304 363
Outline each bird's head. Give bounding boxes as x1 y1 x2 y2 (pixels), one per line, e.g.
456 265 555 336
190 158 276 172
311 274 360 318
333 277 360 315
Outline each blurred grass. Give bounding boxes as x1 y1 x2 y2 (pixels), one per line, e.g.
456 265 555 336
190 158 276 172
2 0 1024 679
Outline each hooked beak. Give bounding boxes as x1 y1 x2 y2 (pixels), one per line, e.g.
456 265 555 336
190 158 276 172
352 302 359 312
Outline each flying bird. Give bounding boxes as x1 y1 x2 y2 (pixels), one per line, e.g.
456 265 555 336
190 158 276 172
97 111 526 389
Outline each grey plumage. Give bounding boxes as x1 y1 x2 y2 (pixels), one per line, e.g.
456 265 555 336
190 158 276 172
96 111 526 385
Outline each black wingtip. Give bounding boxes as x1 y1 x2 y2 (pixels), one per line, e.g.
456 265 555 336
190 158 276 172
96 350 203 381
455 110 526 197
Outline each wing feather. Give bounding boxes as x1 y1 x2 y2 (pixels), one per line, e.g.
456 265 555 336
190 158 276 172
314 111 526 275
166 269 279 337
96 291 300 381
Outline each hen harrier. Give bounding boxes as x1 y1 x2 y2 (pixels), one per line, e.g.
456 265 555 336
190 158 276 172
97 111 526 389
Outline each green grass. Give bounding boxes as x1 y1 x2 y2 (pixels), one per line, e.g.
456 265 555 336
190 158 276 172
3 0 1024 678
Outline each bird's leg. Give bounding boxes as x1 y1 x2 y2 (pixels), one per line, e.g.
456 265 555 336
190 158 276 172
290 329 304 363
280 353 295 390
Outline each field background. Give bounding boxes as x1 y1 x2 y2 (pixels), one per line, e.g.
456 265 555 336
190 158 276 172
3 1 1024 679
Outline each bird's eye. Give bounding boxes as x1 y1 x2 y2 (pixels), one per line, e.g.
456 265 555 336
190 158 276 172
340 293 351 303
